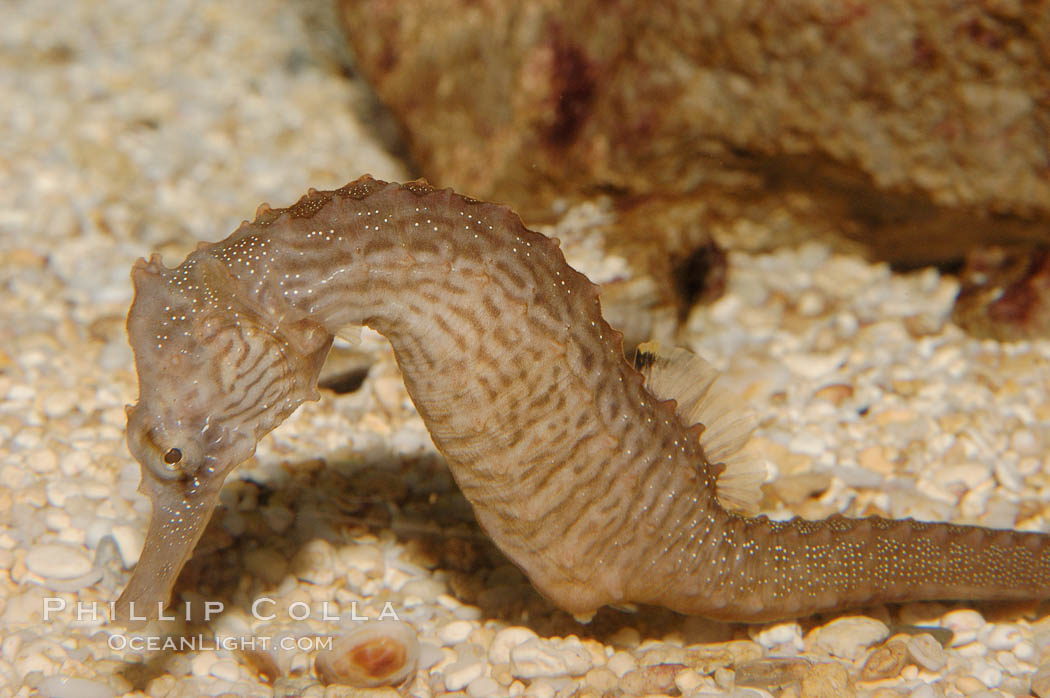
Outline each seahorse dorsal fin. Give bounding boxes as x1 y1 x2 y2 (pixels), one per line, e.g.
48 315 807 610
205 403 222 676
634 342 767 515
335 325 362 346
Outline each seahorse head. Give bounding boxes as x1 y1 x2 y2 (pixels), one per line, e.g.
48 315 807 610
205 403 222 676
115 252 332 621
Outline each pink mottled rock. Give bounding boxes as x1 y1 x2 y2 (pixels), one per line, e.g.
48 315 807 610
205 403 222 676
953 246 1050 340
341 0 1050 265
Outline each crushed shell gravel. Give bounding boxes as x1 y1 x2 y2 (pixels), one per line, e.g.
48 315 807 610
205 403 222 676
4 0 1050 696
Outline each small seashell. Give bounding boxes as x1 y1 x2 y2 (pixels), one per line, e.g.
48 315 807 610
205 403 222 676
315 620 419 687
237 648 281 684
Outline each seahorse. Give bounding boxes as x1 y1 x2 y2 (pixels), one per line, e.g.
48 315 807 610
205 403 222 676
115 175 1050 623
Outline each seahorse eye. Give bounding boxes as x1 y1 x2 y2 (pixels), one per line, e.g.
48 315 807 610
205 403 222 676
163 448 183 465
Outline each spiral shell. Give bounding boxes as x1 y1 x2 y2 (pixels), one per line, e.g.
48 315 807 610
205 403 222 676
314 620 420 687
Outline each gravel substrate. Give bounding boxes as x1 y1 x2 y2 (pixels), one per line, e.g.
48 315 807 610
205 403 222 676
4 1 1050 697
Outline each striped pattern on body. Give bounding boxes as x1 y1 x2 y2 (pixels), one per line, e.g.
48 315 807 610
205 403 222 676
118 176 1050 622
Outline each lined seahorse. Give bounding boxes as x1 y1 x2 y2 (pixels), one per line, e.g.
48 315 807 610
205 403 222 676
115 175 1050 622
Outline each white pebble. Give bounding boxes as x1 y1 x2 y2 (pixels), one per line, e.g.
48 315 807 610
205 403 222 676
191 652 216 677
781 349 846 379
970 657 1003 688
709 294 743 324
796 290 825 316
752 622 803 650
2 635 21 660
606 650 637 678
906 634 947 672
955 641 987 658
942 609 985 646
1011 428 1039 456
994 460 1023 492
489 626 538 664
291 539 335 585
26 543 92 579
787 431 826 457
437 620 474 646
510 638 592 679
675 668 704 693
83 520 112 550
467 676 499 698
35 676 115 698
552 637 593 676
382 566 413 591
109 525 144 568
909 681 938 698
807 616 889 660
453 604 483 621
417 642 443 671
996 649 1025 675
45 480 74 507
982 624 1022 651
339 544 382 575
584 666 620 692
7 383 35 401
436 593 461 610
43 391 77 418
210 659 242 682
939 462 992 490
443 659 484 691
210 609 251 639
524 678 558 698
400 578 444 600
1013 640 1037 662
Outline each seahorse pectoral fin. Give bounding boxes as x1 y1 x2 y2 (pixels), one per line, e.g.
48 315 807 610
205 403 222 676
634 342 768 514
335 325 362 346
112 480 221 625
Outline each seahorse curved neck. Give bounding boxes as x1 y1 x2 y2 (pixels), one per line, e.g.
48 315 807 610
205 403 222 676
203 180 718 614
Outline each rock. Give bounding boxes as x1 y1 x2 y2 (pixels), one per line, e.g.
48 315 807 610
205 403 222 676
437 620 474 646
674 668 704 694
807 616 889 661
35 676 115 698
109 525 144 568
813 383 854 407
606 650 638 678
583 666 619 692
488 627 539 664
509 637 592 679
466 676 499 698
800 662 854 698
291 539 335 586
766 471 833 506
620 664 686 696
637 643 688 667
341 0 1050 266
339 545 383 576
25 543 92 580
210 659 242 682
983 623 1023 651
735 658 811 690
443 659 483 691
315 620 419 687
860 641 907 682
1031 663 1050 698
752 621 804 651
940 609 985 646
905 634 948 672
